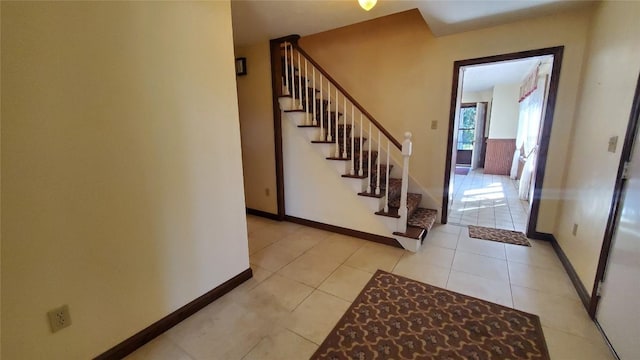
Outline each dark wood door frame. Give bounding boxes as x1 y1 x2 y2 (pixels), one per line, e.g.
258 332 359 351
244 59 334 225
589 72 640 318
442 46 564 240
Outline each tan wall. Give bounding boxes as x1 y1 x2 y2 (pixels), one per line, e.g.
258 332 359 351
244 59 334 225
298 8 592 234
235 42 278 214
555 1 640 294
1 2 249 358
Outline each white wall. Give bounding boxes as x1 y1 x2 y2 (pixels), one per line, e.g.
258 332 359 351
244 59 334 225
461 90 493 104
281 108 395 237
1 2 249 358
556 1 640 294
488 83 520 139
235 42 278 214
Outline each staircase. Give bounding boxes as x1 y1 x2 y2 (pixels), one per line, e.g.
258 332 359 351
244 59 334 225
276 37 437 252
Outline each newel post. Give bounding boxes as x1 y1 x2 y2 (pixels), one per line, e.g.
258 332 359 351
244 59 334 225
398 132 412 233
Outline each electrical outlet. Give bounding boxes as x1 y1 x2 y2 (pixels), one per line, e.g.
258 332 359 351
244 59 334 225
431 120 438 130
265 188 270 196
47 304 72 333
572 223 578 236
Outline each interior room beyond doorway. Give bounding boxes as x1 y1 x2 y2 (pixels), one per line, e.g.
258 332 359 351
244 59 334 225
448 54 555 233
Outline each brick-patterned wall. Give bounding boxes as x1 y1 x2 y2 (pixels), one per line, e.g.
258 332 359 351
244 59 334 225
484 139 516 175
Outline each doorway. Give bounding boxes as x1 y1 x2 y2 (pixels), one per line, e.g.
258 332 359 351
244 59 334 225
442 47 564 239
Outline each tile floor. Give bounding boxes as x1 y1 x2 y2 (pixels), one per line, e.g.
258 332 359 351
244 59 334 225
450 168 529 232
126 216 615 360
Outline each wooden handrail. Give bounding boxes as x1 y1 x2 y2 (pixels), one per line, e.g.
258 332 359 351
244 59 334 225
289 40 402 150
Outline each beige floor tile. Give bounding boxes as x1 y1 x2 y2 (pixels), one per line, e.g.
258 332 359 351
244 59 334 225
274 229 325 254
230 265 274 295
508 261 579 300
242 328 318 360
278 251 342 287
344 242 404 273
248 274 314 312
452 250 509 281
456 235 506 259
392 253 450 288
512 285 603 342
248 236 275 255
306 234 365 263
413 244 456 269
167 302 271 360
250 243 305 272
447 270 513 307
430 223 463 236
423 231 458 250
284 290 350 344
505 241 563 270
318 265 373 301
543 326 615 360
125 334 193 360
246 215 273 235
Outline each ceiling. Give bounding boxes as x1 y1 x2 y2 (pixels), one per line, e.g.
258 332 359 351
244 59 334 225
231 0 593 46
462 56 553 93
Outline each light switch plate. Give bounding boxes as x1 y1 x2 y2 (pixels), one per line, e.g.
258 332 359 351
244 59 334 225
608 136 618 153
431 120 438 130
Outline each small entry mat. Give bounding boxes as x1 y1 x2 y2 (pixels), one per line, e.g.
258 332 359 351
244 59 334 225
468 225 531 246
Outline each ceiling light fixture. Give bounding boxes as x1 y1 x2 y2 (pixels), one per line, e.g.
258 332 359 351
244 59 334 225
358 0 377 11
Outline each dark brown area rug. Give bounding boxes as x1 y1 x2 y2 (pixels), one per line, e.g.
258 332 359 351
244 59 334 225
468 225 531 247
311 271 549 360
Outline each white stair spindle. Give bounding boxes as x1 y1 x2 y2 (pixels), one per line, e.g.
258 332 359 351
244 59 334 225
350 105 355 175
375 130 381 195
312 67 317 126
297 51 302 109
343 97 348 158
359 114 363 176
289 44 295 100
384 139 390 212
398 132 413 234
283 42 289 95
334 88 339 157
367 121 372 193
304 59 309 125
327 82 332 142
319 75 324 141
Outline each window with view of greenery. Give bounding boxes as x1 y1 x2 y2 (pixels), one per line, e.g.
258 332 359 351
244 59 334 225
457 106 476 150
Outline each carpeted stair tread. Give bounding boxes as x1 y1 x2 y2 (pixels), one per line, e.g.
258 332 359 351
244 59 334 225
407 208 438 231
389 192 421 215
376 193 420 220
343 163 391 179
375 207 400 218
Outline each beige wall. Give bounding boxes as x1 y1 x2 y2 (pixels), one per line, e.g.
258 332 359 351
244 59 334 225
1 2 249 358
298 8 592 233
555 1 640 294
235 42 278 214
488 83 520 139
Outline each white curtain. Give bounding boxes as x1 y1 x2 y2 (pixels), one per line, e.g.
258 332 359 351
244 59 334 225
517 76 546 200
510 98 527 179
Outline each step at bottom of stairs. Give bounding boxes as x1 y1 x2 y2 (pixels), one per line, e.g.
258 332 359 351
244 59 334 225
393 208 438 240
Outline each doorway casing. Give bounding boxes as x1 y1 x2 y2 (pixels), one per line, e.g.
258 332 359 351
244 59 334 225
442 46 564 240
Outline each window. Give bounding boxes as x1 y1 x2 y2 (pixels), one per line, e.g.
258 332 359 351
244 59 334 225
457 106 477 150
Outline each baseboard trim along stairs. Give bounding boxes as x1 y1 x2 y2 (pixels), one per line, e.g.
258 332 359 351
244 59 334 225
275 37 438 252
